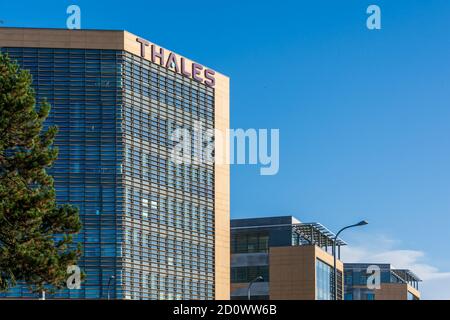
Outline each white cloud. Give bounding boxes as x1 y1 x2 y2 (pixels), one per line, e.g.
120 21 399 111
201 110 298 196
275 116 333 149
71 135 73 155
341 234 450 300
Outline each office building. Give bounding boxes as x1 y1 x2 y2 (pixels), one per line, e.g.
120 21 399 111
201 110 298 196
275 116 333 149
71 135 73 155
344 263 421 300
230 216 346 300
0 27 230 300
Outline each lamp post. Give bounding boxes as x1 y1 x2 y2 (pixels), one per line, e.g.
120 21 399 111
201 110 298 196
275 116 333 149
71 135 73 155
333 220 368 300
107 275 115 300
247 276 264 300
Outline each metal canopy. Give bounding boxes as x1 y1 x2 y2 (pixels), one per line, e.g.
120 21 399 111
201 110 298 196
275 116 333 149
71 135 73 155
292 222 347 248
392 269 422 282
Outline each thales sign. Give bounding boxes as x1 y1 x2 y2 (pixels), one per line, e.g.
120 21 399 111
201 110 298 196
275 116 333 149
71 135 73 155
136 37 216 88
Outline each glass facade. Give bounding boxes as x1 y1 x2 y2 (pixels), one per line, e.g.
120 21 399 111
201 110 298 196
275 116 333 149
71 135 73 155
316 259 333 300
231 232 269 254
0 46 216 300
407 291 419 300
120 52 215 300
231 266 269 283
344 267 393 287
344 264 421 300
315 259 342 300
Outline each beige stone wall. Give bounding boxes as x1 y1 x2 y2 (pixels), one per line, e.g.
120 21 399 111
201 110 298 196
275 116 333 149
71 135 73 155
269 246 316 300
213 73 230 300
407 284 420 300
374 283 420 300
0 27 124 50
375 283 408 300
269 245 344 300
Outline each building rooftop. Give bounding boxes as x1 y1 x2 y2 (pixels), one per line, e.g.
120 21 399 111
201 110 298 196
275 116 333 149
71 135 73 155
293 222 347 246
0 27 228 78
231 216 300 228
392 269 422 283
231 216 347 248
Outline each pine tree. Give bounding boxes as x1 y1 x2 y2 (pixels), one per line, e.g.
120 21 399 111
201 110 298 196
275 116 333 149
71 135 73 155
0 53 82 293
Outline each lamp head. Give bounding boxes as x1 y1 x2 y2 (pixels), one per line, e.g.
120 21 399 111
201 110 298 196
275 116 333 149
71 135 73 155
356 220 368 226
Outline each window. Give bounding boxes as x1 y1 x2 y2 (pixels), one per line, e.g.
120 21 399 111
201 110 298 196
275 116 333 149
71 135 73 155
316 259 336 300
408 291 419 300
344 271 353 285
366 293 375 300
231 233 269 253
142 198 148 218
231 266 269 283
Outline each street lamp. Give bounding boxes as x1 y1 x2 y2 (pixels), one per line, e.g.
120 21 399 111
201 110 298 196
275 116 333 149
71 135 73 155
107 275 115 300
247 276 264 300
333 220 368 300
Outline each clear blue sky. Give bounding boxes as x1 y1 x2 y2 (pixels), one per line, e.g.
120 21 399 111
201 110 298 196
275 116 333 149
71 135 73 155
1 0 450 298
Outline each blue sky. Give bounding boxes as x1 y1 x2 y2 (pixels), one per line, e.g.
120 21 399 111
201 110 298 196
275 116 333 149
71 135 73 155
1 0 450 299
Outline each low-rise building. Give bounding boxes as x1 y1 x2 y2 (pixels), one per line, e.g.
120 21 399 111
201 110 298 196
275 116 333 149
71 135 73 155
230 216 346 300
344 263 421 300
